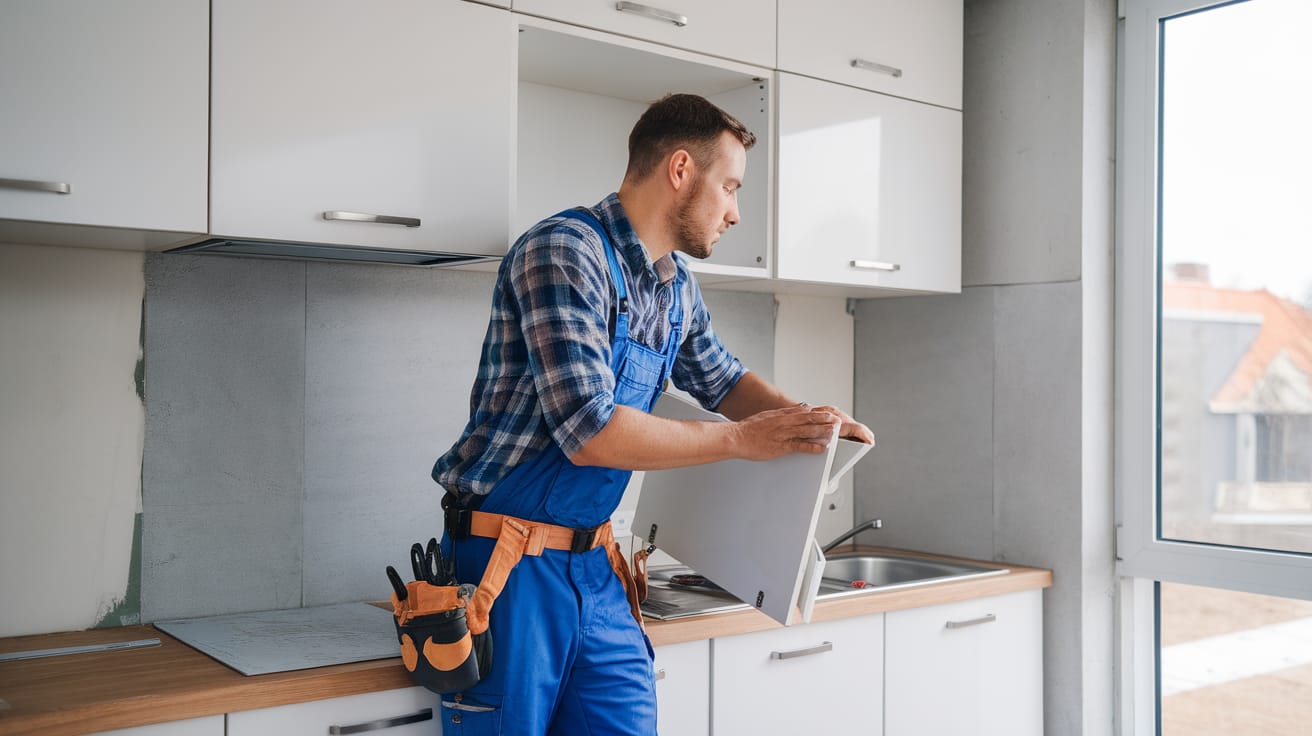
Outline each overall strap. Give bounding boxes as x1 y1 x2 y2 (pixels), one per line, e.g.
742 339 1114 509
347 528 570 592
554 208 629 372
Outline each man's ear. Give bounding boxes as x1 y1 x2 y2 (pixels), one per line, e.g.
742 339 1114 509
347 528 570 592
667 149 695 192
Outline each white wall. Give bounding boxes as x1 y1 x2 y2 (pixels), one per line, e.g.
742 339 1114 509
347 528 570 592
0 244 145 637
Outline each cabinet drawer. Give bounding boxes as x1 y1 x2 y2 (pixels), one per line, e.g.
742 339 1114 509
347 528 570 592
654 640 709 736
513 0 776 68
227 687 439 736
885 589 1043 736
88 715 224 736
778 0 962 110
712 614 884 734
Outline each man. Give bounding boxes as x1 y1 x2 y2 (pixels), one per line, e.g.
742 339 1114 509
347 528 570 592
433 93 872 735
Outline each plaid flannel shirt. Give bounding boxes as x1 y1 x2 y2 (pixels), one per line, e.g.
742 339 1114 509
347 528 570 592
433 193 747 496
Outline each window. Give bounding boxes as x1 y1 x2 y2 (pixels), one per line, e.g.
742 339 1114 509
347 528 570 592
1119 0 1312 732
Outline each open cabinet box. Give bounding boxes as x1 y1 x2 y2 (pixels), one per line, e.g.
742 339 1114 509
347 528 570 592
514 16 773 283
634 393 873 625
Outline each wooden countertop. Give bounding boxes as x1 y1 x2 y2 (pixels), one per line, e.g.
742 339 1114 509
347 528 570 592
0 547 1050 735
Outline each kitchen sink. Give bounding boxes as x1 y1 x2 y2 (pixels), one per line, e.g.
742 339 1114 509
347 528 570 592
816 552 1008 599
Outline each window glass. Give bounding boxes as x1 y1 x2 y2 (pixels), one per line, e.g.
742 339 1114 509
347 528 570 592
1158 0 1312 555
1159 581 1312 734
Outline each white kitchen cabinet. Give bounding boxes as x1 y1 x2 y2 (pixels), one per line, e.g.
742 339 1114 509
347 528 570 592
88 715 224 736
227 686 440 736
778 0 962 111
512 0 776 69
775 73 961 294
712 614 884 735
209 0 514 258
515 18 772 281
0 0 207 247
884 589 1044 736
654 639 709 736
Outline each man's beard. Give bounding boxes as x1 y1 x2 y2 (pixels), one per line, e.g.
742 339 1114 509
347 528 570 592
670 177 713 260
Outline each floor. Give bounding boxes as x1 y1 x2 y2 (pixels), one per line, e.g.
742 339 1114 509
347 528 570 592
1159 582 1312 735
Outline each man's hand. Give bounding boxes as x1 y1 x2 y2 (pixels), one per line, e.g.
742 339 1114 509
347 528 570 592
808 404 874 444
730 405 843 461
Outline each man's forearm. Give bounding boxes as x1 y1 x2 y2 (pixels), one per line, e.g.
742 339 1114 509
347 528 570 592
713 371 799 421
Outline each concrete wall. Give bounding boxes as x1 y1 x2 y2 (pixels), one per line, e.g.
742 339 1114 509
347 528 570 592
852 0 1118 733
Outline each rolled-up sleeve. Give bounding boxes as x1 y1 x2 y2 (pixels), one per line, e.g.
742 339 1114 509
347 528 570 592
510 223 617 457
671 274 747 410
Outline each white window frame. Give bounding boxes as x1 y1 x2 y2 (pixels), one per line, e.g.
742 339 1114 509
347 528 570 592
1116 0 1312 601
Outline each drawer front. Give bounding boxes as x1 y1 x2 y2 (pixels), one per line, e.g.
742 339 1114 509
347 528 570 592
712 614 884 734
88 715 224 736
227 687 440 736
513 0 776 67
654 640 709 736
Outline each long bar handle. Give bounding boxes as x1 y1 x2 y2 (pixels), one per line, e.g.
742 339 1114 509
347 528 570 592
945 613 997 629
0 177 71 194
770 641 833 660
322 211 420 228
851 58 903 79
850 259 901 272
328 708 433 734
616 1 688 27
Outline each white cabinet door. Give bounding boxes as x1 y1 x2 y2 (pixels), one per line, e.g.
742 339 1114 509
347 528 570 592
654 640 709 736
776 73 961 294
885 590 1043 736
211 0 514 257
513 0 776 68
712 614 884 735
778 0 962 110
88 715 224 736
0 0 207 234
227 687 440 736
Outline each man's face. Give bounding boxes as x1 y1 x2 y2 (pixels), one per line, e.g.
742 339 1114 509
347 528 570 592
670 131 746 260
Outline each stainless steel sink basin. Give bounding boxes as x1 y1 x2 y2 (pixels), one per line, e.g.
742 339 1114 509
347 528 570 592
816 552 1008 599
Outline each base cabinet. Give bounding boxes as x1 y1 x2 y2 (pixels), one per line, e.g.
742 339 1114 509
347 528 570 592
712 614 885 735
226 687 440 736
654 639 710 736
884 590 1044 736
88 715 224 736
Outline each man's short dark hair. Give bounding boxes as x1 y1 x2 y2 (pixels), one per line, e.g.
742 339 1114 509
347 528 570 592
624 93 757 183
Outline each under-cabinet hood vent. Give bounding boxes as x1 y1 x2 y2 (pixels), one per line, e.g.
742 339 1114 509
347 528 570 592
169 238 499 267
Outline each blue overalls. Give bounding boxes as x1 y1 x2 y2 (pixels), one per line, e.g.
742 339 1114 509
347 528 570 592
440 209 684 735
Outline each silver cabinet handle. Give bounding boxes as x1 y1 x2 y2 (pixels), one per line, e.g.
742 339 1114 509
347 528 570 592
851 58 903 79
850 259 901 272
0 177 71 194
328 708 433 734
322 211 421 227
770 641 833 660
616 1 687 27
655 668 667 681
945 613 997 629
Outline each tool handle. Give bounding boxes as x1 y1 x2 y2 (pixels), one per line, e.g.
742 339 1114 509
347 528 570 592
385 566 408 601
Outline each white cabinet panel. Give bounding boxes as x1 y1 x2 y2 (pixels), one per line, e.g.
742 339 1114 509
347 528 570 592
88 715 223 736
776 73 961 294
885 589 1043 736
228 687 440 736
0 0 207 237
712 614 884 735
513 0 776 68
654 640 709 736
778 0 962 110
211 0 513 257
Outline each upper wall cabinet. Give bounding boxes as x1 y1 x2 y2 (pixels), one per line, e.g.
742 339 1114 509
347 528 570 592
775 73 961 294
778 0 962 110
513 0 776 69
0 0 208 248
210 0 514 258
514 17 772 280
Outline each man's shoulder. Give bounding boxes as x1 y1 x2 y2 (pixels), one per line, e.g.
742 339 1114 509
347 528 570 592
511 210 608 267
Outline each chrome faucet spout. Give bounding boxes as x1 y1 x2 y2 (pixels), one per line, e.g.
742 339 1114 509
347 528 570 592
821 518 884 554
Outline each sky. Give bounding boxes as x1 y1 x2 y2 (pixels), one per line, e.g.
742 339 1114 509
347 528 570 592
1160 0 1312 305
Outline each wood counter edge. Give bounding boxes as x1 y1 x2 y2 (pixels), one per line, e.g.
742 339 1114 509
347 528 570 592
0 548 1051 735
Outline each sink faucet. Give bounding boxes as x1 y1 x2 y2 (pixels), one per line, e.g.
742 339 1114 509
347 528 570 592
821 518 883 554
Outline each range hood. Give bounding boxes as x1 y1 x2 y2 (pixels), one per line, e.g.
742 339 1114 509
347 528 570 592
170 238 500 267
